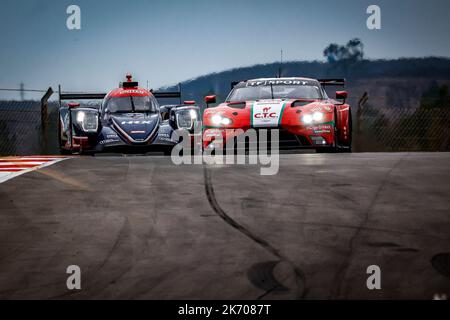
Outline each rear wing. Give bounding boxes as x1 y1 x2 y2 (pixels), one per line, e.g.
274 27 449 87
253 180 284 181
58 83 183 107
59 91 182 100
151 90 181 100
59 93 106 100
318 79 346 87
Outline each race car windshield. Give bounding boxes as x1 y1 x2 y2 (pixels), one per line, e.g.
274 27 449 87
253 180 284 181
227 85 323 102
104 96 158 113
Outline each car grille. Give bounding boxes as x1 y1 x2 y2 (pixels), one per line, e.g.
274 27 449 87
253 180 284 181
225 129 311 150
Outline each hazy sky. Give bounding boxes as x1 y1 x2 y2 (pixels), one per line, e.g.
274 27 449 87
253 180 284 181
0 0 449 96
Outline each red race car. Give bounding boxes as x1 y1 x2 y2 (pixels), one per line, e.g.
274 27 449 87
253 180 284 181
202 77 352 153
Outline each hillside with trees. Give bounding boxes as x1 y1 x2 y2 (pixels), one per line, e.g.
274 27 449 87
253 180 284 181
162 39 450 111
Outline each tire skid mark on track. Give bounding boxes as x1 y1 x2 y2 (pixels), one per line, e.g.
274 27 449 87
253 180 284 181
203 166 306 299
293 221 450 242
431 253 450 279
86 158 159 298
331 153 409 299
85 158 138 295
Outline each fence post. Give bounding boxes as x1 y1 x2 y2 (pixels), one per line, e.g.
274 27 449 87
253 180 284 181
356 92 368 152
40 87 53 153
41 87 53 127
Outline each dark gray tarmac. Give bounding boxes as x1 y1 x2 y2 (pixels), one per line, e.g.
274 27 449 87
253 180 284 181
0 152 449 299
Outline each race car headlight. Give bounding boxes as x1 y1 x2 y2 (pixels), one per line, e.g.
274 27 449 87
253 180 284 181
221 117 231 125
189 109 197 120
76 111 85 123
176 109 196 129
302 112 324 124
211 114 232 126
76 110 98 132
211 115 222 125
313 112 323 122
302 114 313 124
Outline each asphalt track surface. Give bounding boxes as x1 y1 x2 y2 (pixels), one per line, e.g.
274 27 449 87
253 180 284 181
0 152 449 299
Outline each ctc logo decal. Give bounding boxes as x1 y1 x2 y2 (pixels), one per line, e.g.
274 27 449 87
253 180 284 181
255 107 276 119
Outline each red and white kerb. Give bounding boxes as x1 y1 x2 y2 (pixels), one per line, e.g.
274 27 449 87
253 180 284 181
0 156 68 183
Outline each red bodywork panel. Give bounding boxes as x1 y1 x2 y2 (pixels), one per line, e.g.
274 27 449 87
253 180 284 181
336 104 351 143
67 136 89 152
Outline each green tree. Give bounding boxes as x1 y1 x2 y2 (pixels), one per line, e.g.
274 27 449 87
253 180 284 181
323 38 364 64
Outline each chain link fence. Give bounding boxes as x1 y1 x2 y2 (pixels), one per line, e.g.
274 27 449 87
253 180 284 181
353 94 450 152
0 91 449 155
0 99 59 156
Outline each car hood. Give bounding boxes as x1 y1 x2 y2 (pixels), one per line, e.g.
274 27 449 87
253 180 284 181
110 113 159 143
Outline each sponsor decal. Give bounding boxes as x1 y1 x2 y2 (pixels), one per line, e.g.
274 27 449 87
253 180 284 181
99 138 120 145
309 105 332 113
120 89 146 95
158 132 170 138
254 106 277 119
121 120 152 125
112 117 159 143
252 101 286 127
157 132 172 142
246 80 312 87
311 124 332 134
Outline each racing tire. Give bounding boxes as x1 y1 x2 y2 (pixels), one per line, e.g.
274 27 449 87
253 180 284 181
163 146 174 156
59 148 72 155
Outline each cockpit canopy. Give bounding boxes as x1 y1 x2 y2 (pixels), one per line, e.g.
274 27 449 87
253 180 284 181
103 95 159 113
101 74 160 114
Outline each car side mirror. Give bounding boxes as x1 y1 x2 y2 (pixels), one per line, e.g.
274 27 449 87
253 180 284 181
159 106 171 121
335 91 348 104
103 108 111 120
204 95 216 108
336 91 347 99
